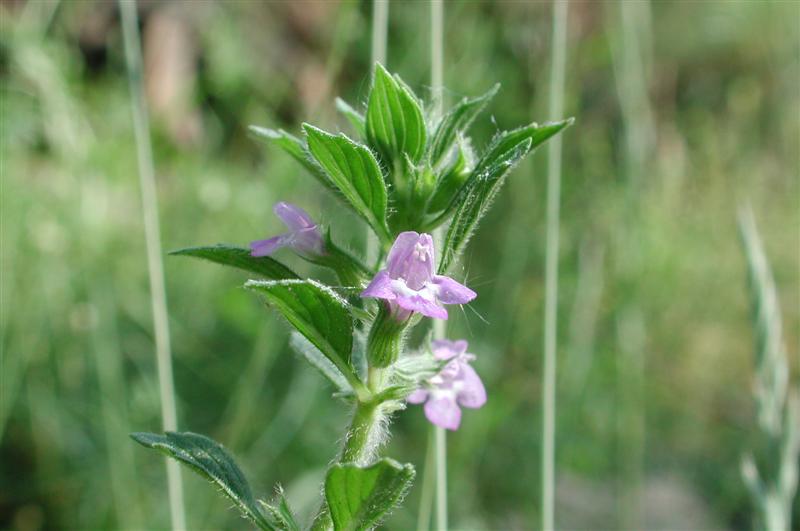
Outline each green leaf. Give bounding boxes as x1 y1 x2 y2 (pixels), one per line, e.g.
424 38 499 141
476 118 574 175
303 124 390 242
438 139 533 274
335 98 366 139
249 126 340 196
170 245 299 280
289 332 353 395
325 458 415 531
130 431 275 530
246 279 359 389
428 84 499 168
365 63 426 165
424 119 573 232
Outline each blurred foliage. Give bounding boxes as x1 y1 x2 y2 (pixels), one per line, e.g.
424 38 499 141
1 0 798 529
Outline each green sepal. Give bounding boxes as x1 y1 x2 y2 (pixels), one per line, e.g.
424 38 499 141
325 458 416 531
376 352 447 402
366 305 408 368
130 431 275 530
169 244 299 280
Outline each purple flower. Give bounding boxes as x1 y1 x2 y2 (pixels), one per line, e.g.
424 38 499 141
361 231 476 320
250 202 324 257
407 339 487 430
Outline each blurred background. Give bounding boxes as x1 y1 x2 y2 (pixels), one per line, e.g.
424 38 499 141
1 0 798 529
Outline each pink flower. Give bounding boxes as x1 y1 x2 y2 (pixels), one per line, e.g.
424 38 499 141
361 232 476 320
408 339 487 430
250 202 324 257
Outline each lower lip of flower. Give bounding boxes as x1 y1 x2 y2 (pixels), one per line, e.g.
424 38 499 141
390 278 437 301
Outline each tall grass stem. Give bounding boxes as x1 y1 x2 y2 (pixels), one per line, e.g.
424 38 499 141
366 0 389 266
429 1 448 529
416 429 436 531
542 1 568 529
119 1 186 528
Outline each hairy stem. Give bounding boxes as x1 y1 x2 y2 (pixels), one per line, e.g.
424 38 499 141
311 397 389 530
341 402 384 465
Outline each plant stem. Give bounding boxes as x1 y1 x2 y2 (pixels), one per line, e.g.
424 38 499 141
118 1 186 529
341 401 381 465
311 395 386 530
542 2 568 530
428 1 449 529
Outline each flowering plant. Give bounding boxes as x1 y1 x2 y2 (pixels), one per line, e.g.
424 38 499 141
132 63 571 529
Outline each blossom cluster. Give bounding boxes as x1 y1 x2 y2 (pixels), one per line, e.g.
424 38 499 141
251 203 487 430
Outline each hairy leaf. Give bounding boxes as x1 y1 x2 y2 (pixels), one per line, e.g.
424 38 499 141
365 63 426 165
130 431 274 530
438 139 532 274
303 124 390 242
170 245 298 280
325 458 415 531
476 118 574 175
428 84 499 168
246 279 357 387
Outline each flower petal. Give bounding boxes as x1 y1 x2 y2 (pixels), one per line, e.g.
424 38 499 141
386 232 434 290
424 395 462 430
407 389 428 404
292 226 325 255
395 292 448 320
250 235 287 257
456 364 487 409
432 275 477 305
273 201 317 231
361 270 396 300
431 339 468 360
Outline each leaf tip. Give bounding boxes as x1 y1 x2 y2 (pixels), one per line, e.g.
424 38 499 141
373 61 390 78
130 431 158 447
